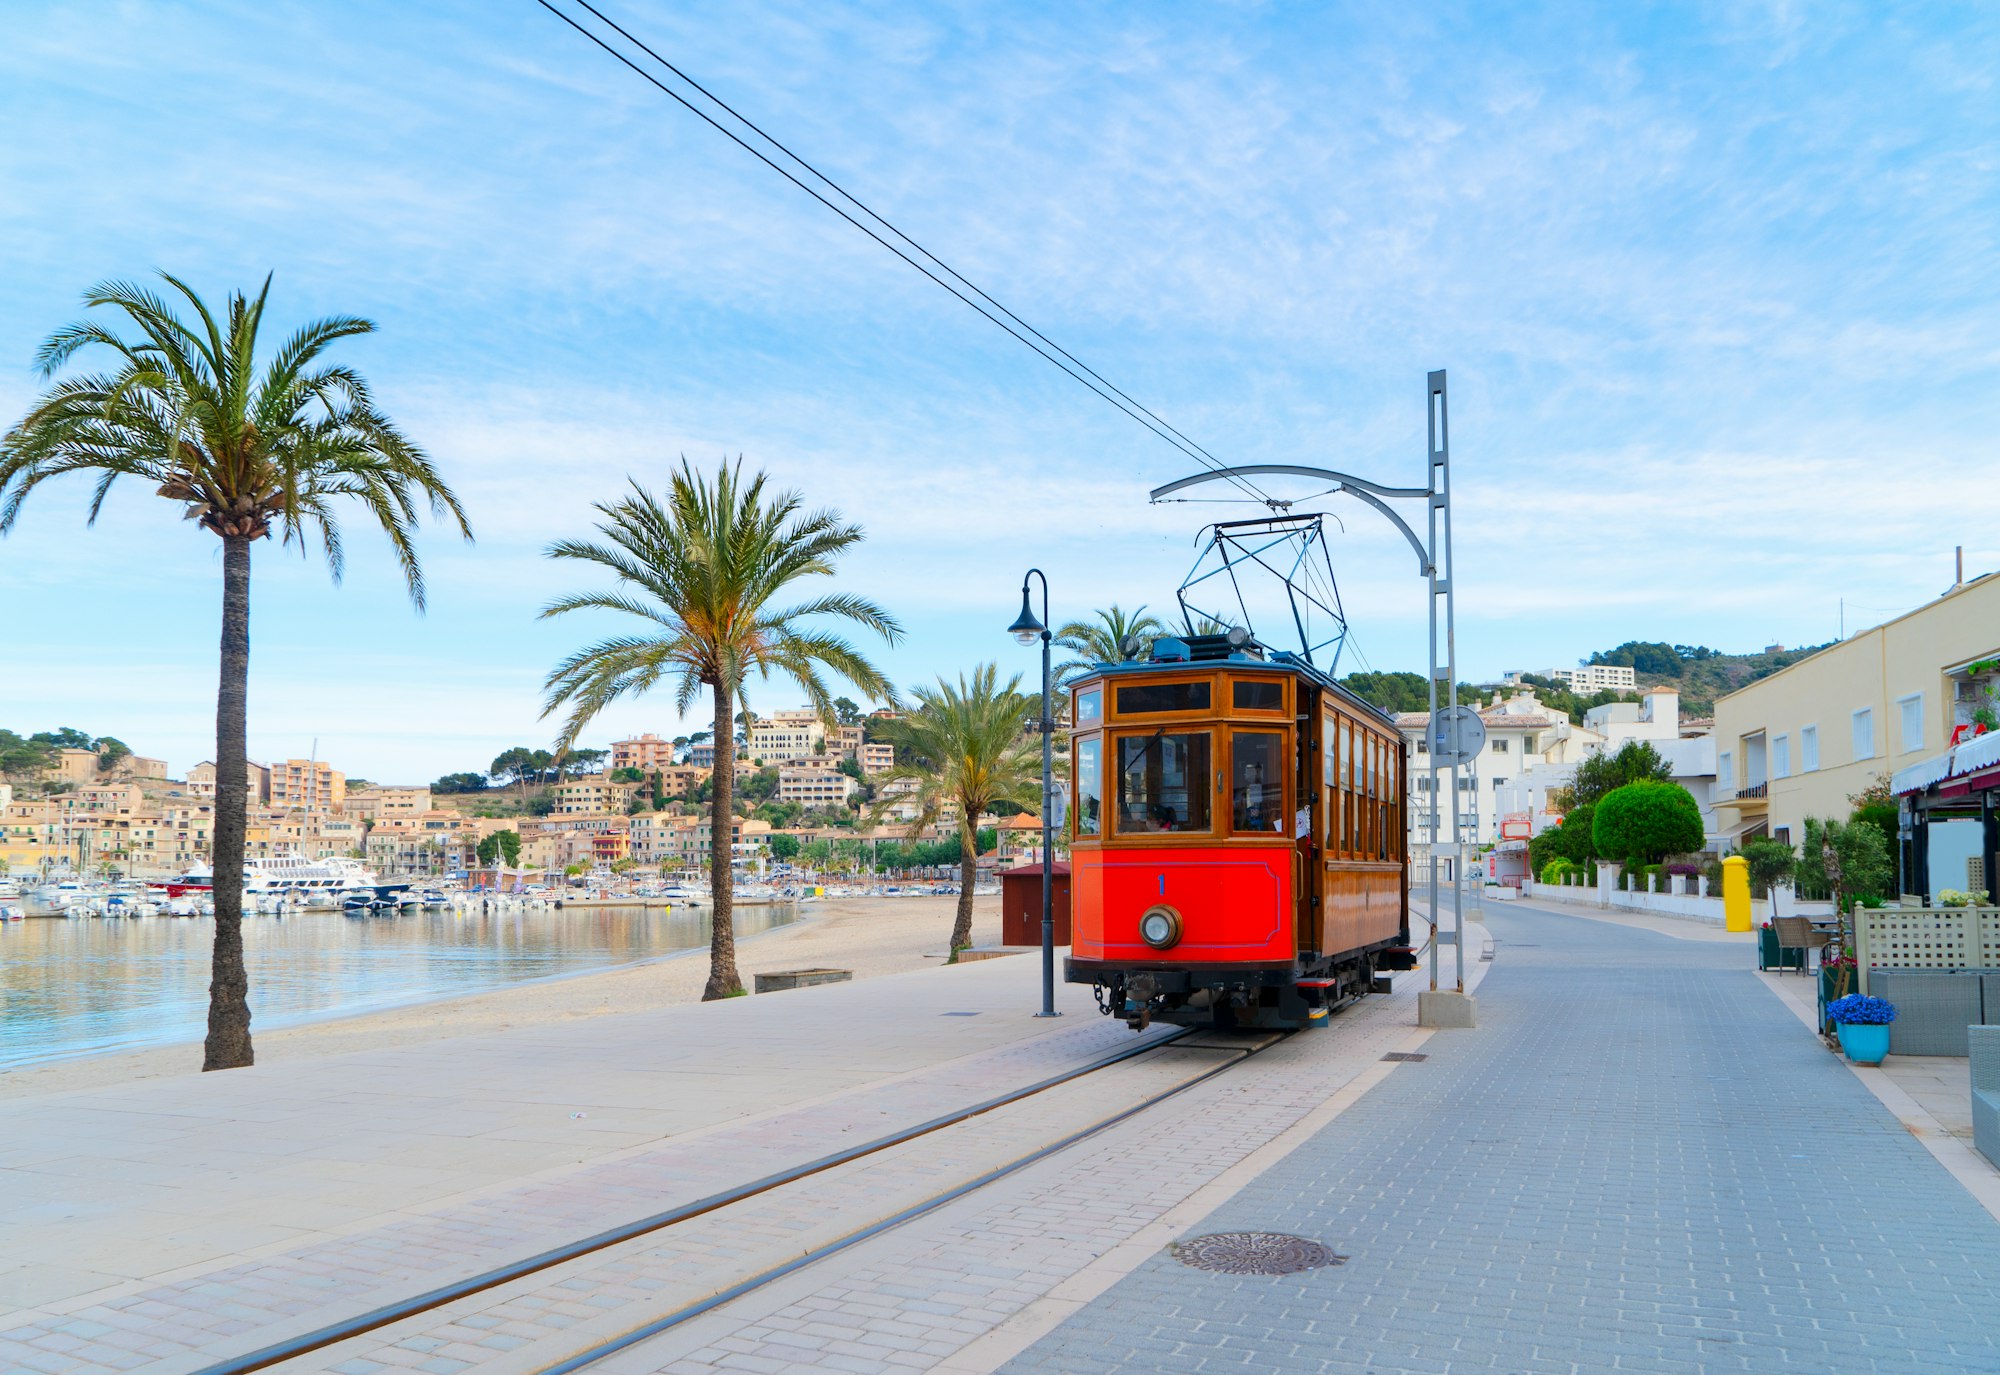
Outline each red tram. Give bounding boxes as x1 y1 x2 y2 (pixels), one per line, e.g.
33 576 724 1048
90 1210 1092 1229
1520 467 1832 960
1064 630 1415 1031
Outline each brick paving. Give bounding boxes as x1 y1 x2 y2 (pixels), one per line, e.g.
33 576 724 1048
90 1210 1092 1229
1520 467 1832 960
999 899 2000 1375
582 949 1471 1375
0 969 1174 1375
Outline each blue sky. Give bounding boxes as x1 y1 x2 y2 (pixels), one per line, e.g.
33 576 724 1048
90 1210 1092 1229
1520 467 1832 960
2 1 1996 783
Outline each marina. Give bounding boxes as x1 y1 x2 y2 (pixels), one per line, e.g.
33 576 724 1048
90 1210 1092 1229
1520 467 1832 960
0 902 799 1071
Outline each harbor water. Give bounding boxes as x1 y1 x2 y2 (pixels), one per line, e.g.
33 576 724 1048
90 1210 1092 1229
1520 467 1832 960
0 903 797 1070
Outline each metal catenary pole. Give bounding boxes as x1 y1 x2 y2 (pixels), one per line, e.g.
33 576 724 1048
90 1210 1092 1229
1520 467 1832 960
1429 371 1464 993
1140 369 1457 987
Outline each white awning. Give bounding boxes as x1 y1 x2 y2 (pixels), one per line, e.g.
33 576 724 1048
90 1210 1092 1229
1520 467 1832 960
1893 730 2000 796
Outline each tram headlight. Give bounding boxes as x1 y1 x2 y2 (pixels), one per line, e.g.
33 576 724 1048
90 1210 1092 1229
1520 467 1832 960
1138 905 1182 949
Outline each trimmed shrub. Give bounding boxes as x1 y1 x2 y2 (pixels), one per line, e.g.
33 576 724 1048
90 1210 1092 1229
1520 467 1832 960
1593 781 1704 866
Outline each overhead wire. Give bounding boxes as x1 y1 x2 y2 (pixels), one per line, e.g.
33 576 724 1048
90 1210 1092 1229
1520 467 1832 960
531 0 1274 506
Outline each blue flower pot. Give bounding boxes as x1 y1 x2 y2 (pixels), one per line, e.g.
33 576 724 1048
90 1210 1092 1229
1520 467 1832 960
1836 1021 1890 1066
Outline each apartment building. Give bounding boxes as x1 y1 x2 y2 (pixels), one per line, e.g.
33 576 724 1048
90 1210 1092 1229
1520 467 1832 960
551 778 640 815
832 724 865 761
188 759 272 804
746 710 827 764
1714 572 2000 848
341 786 431 821
1504 664 1638 693
860 742 895 774
778 766 856 810
1396 690 1571 853
611 733 680 772
270 759 345 813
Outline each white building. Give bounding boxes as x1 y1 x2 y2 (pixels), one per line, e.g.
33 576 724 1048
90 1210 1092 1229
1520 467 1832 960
777 765 855 810
1504 664 1638 693
1401 685 1719 866
747 710 828 764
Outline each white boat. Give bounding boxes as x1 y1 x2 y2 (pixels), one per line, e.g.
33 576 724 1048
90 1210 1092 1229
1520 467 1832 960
156 854 381 904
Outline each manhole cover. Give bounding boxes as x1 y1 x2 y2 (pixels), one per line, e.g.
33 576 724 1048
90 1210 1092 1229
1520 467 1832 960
1170 1233 1346 1275
1381 1051 1428 1062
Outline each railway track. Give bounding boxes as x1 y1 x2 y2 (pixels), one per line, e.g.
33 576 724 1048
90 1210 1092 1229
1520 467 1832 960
191 1024 1288 1375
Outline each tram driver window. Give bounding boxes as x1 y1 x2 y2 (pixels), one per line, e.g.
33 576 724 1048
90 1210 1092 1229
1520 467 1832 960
1115 731 1211 833
1231 731 1286 833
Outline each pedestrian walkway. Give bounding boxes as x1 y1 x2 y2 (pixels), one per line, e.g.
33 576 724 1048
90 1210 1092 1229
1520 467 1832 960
1002 897 2000 1375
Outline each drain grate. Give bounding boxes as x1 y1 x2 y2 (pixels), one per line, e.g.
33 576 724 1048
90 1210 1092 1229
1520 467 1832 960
1171 1232 1346 1275
1381 1051 1428 1062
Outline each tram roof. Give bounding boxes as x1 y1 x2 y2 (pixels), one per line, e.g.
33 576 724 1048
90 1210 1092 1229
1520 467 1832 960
1070 633 1397 730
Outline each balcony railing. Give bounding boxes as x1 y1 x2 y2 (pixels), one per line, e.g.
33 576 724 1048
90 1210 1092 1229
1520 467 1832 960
1740 781 1768 799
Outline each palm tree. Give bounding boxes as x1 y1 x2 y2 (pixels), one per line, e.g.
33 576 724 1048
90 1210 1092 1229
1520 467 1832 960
869 664 1041 958
540 460 900 999
1053 603 1168 685
0 272 469 1070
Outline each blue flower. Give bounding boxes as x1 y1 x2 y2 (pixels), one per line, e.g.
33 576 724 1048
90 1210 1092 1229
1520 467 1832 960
1826 994 1897 1025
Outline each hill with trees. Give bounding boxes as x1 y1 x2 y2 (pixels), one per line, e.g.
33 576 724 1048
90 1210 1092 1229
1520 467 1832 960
1581 640 1836 716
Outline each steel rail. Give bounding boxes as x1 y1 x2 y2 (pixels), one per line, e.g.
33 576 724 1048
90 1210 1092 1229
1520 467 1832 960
532 1029 1292 1375
188 1027 1197 1375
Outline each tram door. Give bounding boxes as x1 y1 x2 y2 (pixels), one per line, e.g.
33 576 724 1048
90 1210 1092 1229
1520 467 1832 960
1295 686 1320 959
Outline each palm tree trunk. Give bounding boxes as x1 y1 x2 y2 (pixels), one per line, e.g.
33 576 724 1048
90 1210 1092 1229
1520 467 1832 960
703 682 742 999
203 534 254 1070
949 823 977 958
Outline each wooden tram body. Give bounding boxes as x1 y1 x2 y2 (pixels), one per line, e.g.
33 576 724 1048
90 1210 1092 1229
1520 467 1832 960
1063 631 1414 1030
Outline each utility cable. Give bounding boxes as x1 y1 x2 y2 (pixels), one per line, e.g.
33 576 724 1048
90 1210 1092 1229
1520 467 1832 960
531 0 1272 505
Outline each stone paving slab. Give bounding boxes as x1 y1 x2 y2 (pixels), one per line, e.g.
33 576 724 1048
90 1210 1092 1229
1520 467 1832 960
279 1040 1256 1375
999 898 2000 1375
0 961 1167 1374
578 931 1490 1374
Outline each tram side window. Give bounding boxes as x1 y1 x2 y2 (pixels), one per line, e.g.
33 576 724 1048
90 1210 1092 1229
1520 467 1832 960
1322 715 1340 851
1075 689 1103 725
1116 681 1211 715
1116 732 1211 833
1073 737 1102 837
1231 731 1286 833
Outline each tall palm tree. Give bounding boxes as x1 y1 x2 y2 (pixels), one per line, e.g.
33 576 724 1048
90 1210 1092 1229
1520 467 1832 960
1053 603 1168 685
0 272 469 1070
541 460 900 999
869 664 1041 958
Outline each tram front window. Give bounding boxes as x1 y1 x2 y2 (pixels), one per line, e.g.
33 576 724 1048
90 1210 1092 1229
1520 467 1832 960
1231 730 1285 833
1116 731 1210 833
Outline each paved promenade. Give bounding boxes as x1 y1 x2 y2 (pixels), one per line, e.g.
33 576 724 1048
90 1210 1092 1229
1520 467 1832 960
1002 898 2000 1374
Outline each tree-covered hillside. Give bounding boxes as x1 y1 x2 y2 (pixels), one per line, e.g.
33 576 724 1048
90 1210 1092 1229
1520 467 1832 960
1584 640 1836 715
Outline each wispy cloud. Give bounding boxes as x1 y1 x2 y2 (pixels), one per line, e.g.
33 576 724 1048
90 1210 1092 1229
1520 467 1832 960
1 0 1996 778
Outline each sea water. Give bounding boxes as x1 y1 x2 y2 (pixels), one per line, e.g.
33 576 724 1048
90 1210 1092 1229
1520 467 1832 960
0 903 795 1070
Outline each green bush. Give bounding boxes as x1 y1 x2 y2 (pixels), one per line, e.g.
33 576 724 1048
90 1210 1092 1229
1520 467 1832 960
1796 816 1894 908
1539 858 1573 885
1739 837 1795 898
1592 782 1704 866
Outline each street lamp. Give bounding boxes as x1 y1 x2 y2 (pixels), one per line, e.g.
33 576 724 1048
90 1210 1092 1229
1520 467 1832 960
1009 569 1060 1018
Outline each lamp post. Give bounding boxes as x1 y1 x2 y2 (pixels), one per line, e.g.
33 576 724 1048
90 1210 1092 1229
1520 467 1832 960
1008 569 1060 1018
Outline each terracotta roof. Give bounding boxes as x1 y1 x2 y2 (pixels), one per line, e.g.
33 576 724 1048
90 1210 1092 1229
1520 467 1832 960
1395 710 1554 729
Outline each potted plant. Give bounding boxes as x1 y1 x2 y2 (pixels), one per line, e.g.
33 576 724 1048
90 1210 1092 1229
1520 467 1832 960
1825 993 1896 1065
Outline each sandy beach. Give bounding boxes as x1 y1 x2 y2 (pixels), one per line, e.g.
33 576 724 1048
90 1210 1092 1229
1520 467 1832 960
0 895 1004 1101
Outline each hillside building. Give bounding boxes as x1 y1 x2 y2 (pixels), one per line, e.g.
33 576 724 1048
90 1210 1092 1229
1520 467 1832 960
1503 664 1638 694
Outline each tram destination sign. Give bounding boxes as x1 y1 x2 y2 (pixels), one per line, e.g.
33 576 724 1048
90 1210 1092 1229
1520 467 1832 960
1429 705 1487 768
